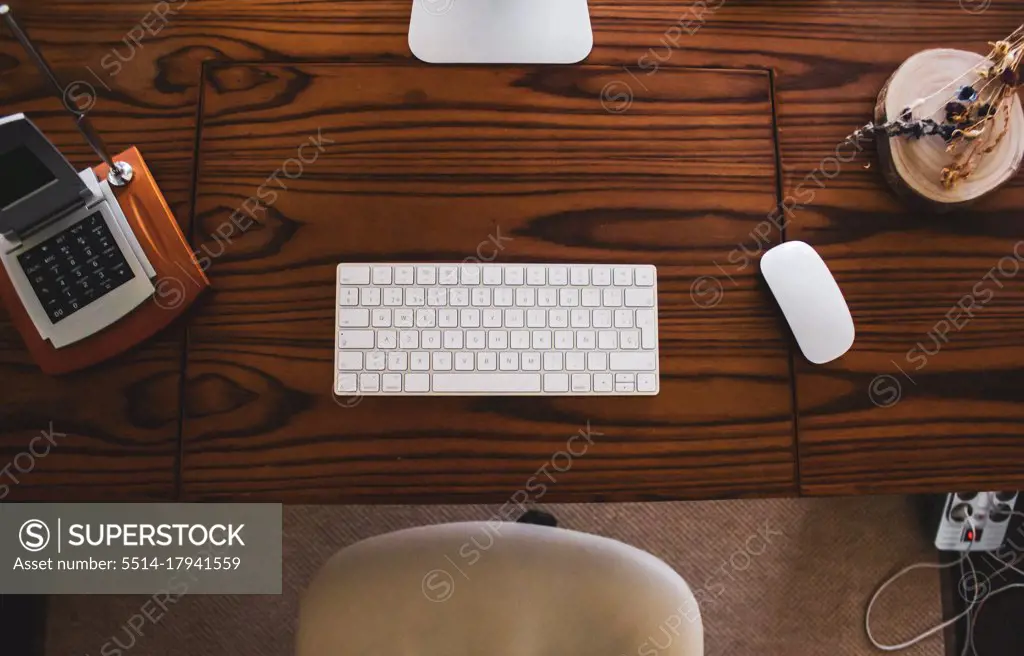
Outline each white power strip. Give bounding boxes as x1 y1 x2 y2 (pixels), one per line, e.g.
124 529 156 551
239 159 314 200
934 491 1018 552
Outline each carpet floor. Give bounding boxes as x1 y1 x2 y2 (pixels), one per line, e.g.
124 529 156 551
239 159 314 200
48 497 945 656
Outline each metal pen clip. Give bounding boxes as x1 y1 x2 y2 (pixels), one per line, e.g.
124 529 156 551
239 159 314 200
0 3 134 187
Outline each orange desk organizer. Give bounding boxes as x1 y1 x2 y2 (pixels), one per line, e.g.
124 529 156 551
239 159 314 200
0 147 209 374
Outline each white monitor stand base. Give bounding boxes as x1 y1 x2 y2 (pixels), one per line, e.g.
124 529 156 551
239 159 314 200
409 0 593 64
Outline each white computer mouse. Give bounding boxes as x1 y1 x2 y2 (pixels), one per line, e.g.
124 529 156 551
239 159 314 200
760 241 855 364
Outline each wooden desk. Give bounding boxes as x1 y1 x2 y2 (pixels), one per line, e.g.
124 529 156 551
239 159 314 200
1 0 1022 502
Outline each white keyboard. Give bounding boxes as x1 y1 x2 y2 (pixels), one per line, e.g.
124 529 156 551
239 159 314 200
334 263 659 396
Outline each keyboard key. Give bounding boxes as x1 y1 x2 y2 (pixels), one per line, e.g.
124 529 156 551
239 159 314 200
400 331 419 349
489 331 509 349
549 267 568 285
615 310 634 328
621 330 640 350
372 309 392 327
338 352 363 371
511 331 531 349
394 309 414 327
360 373 381 392
450 288 470 306
578 331 596 349
570 309 590 328
461 308 481 327
635 266 656 287
434 374 541 393
432 352 453 371
382 374 403 392
466 331 486 349
566 352 586 371
416 266 436 285
570 267 589 286
478 352 497 371
593 310 612 328
527 267 546 285
533 331 552 349
637 373 657 392
598 331 618 349
366 352 386 371
411 352 430 371
550 309 568 328
538 289 557 307
544 352 563 371
444 330 464 349
439 266 460 285
613 267 633 286
377 330 398 349
361 288 381 306
500 352 519 371
505 266 524 285
588 352 608 371
505 309 525 328
461 266 481 285
428 288 448 306
439 309 459 327
405 373 430 392
494 288 514 306
581 289 602 307
339 266 370 285
394 266 415 284
383 289 404 306
455 353 475 371
571 374 591 392
515 288 535 307
472 288 491 306
603 288 623 307
338 288 359 306
555 331 574 349
527 309 546 328
388 352 408 371
610 352 657 371
593 267 612 286
559 288 580 306
422 331 441 349
544 373 569 392
339 309 370 327
523 353 541 371
625 288 656 307
372 267 392 285
416 309 437 328
339 330 375 349
406 288 425 306
336 373 358 394
594 373 614 392
483 266 503 285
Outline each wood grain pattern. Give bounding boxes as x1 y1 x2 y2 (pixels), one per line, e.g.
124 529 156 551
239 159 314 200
183 64 793 501
764 9 1024 495
1 0 1022 500
0 5 201 499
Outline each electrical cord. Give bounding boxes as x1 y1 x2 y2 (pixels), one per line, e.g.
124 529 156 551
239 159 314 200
865 518 979 652
865 508 1024 655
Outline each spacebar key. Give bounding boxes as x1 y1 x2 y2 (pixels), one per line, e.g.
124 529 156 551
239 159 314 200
433 374 542 393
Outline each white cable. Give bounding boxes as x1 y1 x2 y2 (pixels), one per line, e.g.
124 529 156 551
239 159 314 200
967 508 1024 656
866 505 1024 654
865 518 980 651
967 582 1024 656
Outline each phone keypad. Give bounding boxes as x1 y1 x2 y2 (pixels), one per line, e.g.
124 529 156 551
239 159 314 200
17 211 135 324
